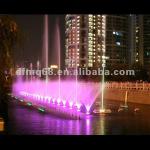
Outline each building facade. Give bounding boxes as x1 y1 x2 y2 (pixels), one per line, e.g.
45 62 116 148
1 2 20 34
105 15 129 66
65 14 129 69
129 15 143 65
143 15 150 72
130 15 150 73
65 14 106 69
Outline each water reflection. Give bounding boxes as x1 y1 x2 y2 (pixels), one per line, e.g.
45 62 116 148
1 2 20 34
86 119 90 135
100 116 105 135
6 100 150 135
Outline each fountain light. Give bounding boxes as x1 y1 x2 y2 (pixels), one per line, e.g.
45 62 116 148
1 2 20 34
27 102 32 106
76 103 81 111
57 98 61 105
38 107 45 112
86 105 91 115
62 100 66 107
47 97 51 103
69 101 74 109
86 111 90 115
52 98 55 104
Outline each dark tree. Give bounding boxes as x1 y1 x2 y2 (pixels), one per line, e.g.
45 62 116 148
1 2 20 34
0 15 21 125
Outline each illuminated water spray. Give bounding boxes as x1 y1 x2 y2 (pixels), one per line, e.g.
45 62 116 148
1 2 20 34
30 63 33 81
101 15 106 111
75 16 78 110
100 15 111 114
37 60 40 70
12 15 100 119
56 20 61 101
44 14 49 83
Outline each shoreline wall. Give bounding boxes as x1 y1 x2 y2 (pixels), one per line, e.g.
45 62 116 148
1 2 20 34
104 88 150 105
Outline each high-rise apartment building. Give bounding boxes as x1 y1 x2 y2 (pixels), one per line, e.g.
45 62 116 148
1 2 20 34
105 15 129 66
129 15 143 65
143 15 150 71
65 14 129 69
65 14 106 69
130 15 150 73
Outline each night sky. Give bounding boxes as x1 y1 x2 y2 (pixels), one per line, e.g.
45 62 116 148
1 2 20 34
11 15 65 68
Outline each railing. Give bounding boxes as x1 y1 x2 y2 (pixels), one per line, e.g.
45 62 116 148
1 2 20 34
105 82 150 90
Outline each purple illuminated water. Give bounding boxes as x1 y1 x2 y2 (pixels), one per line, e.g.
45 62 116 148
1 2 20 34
12 16 101 118
55 20 61 100
12 79 101 115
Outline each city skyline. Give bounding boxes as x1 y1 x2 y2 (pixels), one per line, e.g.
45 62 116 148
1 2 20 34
10 15 150 74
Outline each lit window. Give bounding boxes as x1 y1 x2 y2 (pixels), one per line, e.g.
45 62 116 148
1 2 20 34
116 42 121 46
116 32 119 36
89 15 93 17
89 18 93 22
88 63 93 67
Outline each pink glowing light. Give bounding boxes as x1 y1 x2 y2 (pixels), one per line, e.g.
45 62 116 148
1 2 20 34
69 101 74 109
52 98 56 104
62 100 67 107
57 98 61 105
75 102 81 111
86 105 91 114
12 79 101 115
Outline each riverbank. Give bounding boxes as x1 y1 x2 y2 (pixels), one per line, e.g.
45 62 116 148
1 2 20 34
104 88 150 105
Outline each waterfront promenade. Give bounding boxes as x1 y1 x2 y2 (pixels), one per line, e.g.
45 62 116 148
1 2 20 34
104 82 150 105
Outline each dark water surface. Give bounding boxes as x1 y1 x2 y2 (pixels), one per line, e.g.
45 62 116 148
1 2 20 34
5 99 150 135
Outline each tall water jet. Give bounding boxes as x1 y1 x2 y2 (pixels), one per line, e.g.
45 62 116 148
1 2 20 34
56 19 61 100
37 60 40 70
30 62 33 81
75 16 78 108
99 15 111 114
43 15 49 83
36 60 40 79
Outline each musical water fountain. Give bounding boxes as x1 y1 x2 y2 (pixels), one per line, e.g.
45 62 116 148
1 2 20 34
12 15 110 119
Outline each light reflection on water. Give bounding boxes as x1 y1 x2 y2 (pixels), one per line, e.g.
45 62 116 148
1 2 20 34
6 100 150 135
100 116 105 135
